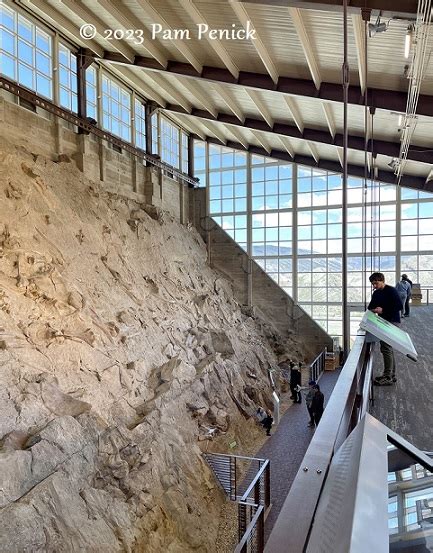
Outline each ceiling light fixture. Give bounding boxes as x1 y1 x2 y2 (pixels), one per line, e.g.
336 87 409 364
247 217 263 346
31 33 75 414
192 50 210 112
388 158 399 170
368 15 388 37
404 25 414 58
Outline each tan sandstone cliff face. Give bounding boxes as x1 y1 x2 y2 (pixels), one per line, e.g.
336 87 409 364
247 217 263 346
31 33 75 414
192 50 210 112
0 139 304 552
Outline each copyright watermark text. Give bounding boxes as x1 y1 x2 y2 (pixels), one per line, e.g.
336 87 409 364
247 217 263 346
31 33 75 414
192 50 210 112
79 21 256 44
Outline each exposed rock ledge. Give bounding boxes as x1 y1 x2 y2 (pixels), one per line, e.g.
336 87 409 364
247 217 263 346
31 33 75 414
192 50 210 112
0 140 306 552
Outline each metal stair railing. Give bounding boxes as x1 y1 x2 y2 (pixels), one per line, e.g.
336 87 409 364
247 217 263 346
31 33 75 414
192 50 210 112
203 453 270 553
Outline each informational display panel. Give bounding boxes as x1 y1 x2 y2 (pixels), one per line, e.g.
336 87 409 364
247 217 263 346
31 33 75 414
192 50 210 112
359 311 418 361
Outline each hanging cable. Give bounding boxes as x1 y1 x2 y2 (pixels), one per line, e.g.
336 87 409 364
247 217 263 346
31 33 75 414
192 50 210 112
369 107 377 276
396 0 432 181
362 8 371 310
342 0 350 356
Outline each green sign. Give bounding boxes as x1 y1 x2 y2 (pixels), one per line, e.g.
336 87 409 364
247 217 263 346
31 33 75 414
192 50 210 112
359 311 418 361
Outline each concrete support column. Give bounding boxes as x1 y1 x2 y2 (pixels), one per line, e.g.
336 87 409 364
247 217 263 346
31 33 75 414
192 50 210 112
396 182 402 278
179 180 185 224
247 151 253 307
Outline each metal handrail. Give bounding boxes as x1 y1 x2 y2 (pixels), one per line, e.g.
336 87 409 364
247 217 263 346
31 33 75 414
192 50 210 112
235 504 265 553
309 349 326 382
203 453 269 501
238 459 270 523
204 452 269 552
424 288 433 304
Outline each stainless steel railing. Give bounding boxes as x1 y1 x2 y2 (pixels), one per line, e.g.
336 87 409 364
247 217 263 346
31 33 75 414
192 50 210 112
265 333 373 553
203 453 270 552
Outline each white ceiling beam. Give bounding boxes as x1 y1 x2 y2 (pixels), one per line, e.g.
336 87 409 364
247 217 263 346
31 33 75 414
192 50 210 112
336 146 344 168
169 113 206 140
278 135 295 158
144 73 192 112
199 119 227 145
351 14 366 95
95 0 167 67
245 89 274 127
284 96 304 133
322 102 336 138
230 2 279 84
59 0 135 61
175 77 218 117
225 124 249 148
134 0 202 73
251 130 271 153
288 7 321 89
307 141 319 163
177 0 239 78
106 65 166 107
23 0 104 56
213 84 245 122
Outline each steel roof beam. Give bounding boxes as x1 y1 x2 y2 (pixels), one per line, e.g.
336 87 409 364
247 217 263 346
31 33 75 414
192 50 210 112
103 53 433 118
164 104 433 165
237 0 418 19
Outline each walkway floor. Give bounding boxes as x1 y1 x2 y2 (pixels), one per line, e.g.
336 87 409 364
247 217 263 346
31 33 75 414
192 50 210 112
370 304 433 452
256 368 341 541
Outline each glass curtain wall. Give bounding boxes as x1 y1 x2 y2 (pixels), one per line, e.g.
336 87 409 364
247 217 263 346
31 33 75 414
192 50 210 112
1 4 52 99
194 139 433 345
250 155 293 295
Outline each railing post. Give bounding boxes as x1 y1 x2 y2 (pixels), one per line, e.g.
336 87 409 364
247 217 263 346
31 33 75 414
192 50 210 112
257 507 265 552
265 462 271 510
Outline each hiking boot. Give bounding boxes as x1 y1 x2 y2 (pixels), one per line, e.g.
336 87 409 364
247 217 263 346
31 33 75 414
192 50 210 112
374 378 393 386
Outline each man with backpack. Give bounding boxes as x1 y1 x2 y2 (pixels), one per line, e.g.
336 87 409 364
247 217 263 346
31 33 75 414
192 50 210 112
395 277 411 318
401 274 413 317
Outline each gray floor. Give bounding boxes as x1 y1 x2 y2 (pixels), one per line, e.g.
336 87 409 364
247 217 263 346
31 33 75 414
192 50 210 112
370 305 433 452
255 368 341 540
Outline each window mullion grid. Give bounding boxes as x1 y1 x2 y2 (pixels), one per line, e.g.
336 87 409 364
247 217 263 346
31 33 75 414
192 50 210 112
52 32 59 105
131 90 136 147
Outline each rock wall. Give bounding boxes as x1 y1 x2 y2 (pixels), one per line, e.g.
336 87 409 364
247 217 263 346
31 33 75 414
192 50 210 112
0 137 309 552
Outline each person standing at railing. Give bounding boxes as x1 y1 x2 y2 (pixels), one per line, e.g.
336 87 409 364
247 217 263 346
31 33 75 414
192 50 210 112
289 361 302 403
401 274 413 317
368 272 403 386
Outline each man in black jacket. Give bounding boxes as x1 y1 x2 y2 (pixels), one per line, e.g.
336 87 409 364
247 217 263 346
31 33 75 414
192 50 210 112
290 361 302 403
368 272 403 386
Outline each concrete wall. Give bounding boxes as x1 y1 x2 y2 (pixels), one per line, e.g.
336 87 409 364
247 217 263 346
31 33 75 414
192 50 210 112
0 91 190 221
190 188 333 357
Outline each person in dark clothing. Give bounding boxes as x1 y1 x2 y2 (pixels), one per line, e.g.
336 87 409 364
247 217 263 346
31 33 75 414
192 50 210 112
290 362 302 403
401 274 413 317
311 384 324 426
368 272 403 386
262 410 273 436
305 380 316 426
